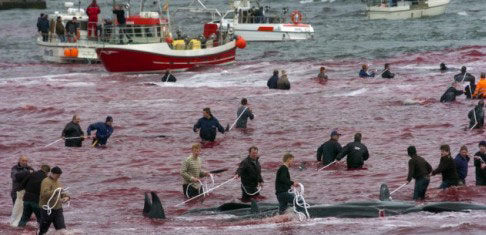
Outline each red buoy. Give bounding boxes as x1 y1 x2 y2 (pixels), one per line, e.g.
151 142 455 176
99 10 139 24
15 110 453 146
236 36 246 49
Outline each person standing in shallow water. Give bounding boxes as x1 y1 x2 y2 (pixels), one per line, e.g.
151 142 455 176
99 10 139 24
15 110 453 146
432 145 461 189
275 153 302 215
405 146 432 200
316 130 342 165
87 116 114 147
267 70 279 89
161 70 176 82
359 64 375 78
193 108 226 142
277 70 290 90
468 100 484 129
336 133 369 169
381 63 395 79
39 167 70 235
18 164 50 227
180 143 210 198
235 98 254 129
11 156 33 204
62 115 84 147
440 82 463 102
474 141 486 186
317 66 328 83
454 66 475 99
236 146 264 202
454 145 470 185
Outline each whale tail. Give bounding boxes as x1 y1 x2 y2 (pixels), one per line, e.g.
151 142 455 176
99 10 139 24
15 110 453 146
379 184 391 201
143 192 166 219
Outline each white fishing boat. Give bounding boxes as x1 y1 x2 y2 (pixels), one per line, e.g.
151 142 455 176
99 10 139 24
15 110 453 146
37 1 170 63
182 0 314 42
366 0 450 20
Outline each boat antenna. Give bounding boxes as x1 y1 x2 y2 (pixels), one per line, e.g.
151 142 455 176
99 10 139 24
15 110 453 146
78 0 81 11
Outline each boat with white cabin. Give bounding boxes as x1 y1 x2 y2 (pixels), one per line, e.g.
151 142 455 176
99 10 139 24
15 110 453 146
365 0 450 20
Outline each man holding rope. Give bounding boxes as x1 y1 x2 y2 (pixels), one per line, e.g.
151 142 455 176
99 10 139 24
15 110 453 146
316 130 342 165
87 116 114 147
405 146 432 200
236 146 264 202
468 100 484 130
180 144 210 198
336 133 370 169
61 115 85 147
474 141 486 186
235 98 254 129
39 166 70 235
275 153 302 215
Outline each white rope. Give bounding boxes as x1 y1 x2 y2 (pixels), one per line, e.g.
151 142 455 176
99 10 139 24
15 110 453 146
44 137 83 147
241 184 261 196
229 107 248 131
185 174 214 198
317 160 337 172
176 176 236 207
289 183 310 221
470 107 478 131
42 187 69 215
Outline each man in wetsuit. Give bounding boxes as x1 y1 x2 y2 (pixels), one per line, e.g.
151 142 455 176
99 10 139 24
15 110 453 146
405 146 432 200
474 141 486 186
336 133 370 169
87 116 114 147
236 146 264 202
440 82 463 102
235 98 254 129
180 143 210 198
468 100 484 129
61 115 84 147
161 70 176 82
316 130 342 165
193 108 226 142
381 63 395 79
432 145 461 189
454 66 475 99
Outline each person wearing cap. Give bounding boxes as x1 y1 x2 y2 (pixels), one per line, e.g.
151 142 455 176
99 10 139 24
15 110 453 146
61 114 85 147
381 63 395 79
11 156 34 204
405 146 432 200
454 66 475 99
18 164 51 227
336 133 369 169
235 98 254 129
454 145 470 185
440 82 463 102
472 73 486 99
193 108 226 142
432 145 461 189
468 100 484 129
180 143 210 198
39 166 70 235
87 116 114 147
316 130 342 165
473 141 486 186
236 146 264 202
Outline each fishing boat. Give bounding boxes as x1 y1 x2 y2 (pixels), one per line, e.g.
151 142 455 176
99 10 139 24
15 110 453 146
96 1 246 73
365 0 450 20
37 1 169 63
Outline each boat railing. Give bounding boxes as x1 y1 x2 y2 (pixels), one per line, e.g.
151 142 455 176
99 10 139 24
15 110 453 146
238 14 285 24
366 0 419 7
99 24 169 44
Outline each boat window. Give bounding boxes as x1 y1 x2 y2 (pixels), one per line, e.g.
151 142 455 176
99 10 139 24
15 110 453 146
224 12 235 19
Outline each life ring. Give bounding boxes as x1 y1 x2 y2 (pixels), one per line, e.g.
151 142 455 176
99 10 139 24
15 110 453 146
290 10 303 24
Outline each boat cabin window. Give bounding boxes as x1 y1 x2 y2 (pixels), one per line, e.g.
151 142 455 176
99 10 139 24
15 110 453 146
224 12 235 20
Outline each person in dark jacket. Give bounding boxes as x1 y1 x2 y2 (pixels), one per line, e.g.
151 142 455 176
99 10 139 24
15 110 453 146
113 4 132 44
275 153 301 215
235 98 254 129
87 116 114 147
359 64 375 78
440 62 448 72
37 13 44 32
440 82 463 102
18 164 50 227
61 115 84 147
432 145 461 189
267 70 279 89
468 100 484 129
316 130 342 165
161 70 176 82
193 108 226 142
454 145 470 185
454 66 475 99
65 17 79 42
37 14 49 42
11 156 34 204
381 63 395 79
336 133 370 169
405 146 432 200
236 146 264 201
474 141 486 186
55 16 66 42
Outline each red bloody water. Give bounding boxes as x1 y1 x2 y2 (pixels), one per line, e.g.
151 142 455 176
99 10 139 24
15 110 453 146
1 46 486 234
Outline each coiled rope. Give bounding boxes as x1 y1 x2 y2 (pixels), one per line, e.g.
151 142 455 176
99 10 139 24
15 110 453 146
42 187 70 215
185 174 214 199
289 183 310 221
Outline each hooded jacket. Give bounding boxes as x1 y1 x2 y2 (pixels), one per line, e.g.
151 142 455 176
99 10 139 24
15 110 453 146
336 140 369 169
193 116 225 142
316 139 342 165
236 156 264 188
87 122 113 145
440 87 463 102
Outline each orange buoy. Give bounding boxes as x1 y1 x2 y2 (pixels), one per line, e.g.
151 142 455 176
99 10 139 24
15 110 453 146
236 36 246 49
64 48 72 57
290 10 303 24
70 48 79 57
165 37 173 44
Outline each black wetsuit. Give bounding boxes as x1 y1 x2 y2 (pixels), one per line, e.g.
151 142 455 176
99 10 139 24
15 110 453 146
316 139 342 165
454 72 475 99
336 141 369 169
474 151 486 186
161 73 176 82
407 155 432 200
432 156 460 189
236 156 263 201
440 87 463 102
61 121 84 147
381 70 395 79
468 105 484 129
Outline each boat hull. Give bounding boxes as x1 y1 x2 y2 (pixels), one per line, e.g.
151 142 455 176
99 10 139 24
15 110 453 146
221 24 314 42
367 0 450 20
37 39 100 63
96 41 236 73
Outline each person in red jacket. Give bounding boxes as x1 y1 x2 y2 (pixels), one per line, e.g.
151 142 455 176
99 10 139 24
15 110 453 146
86 0 100 39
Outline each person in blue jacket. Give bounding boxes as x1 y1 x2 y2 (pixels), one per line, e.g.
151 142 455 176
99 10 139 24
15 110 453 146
454 145 470 185
267 70 279 89
193 108 226 142
87 116 114 147
359 64 375 78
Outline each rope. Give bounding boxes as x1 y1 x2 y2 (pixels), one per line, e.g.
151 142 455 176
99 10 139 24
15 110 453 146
470 107 478 131
42 187 69 215
289 183 310 221
175 176 237 207
241 184 261 196
229 107 248 131
44 137 83 147
185 174 214 198
317 160 337 172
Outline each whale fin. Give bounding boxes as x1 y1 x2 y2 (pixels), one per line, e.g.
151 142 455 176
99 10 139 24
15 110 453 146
143 192 152 216
148 192 166 219
379 184 391 201
250 199 260 214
